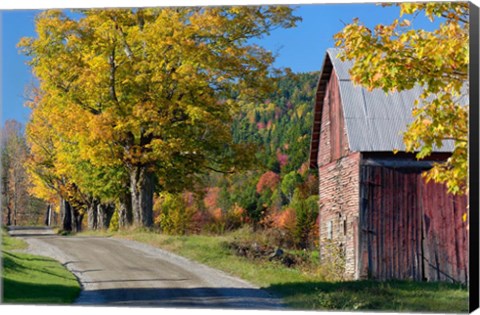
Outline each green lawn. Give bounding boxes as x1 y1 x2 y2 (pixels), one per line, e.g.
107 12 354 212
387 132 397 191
92 228 468 312
2 229 81 304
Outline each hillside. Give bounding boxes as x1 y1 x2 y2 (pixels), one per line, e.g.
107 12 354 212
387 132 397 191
155 71 321 249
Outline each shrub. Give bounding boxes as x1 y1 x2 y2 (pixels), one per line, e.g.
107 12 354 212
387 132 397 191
109 209 119 232
155 192 196 235
317 239 346 281
291 194 319 249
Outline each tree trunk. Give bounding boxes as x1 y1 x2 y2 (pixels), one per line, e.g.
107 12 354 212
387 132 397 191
44 204 51 226
130 166 154 227
61 198 73 232
13 193 17 226
105 204 114 228
97 203 106 229
118 191 133 228
6 205 11 226
97 203 115 229
74 212 84 232
87 200 99 230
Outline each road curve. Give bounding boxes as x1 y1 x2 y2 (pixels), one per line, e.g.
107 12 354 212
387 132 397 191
7 227 284 309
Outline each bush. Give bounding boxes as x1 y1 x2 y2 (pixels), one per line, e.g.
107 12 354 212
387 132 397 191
154 192 196 235
202 203 246 235
317 239 346 281
109 209 119 232
267 191 319 249
291 194 319 249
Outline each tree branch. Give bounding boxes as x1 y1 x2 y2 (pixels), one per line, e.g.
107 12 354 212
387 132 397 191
109 46 120 105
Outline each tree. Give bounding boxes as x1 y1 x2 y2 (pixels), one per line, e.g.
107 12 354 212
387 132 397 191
256 170 280 194
280 170 301 202
1 120 30 225
334 3 468 194
19 7 300 227
24 98 85 232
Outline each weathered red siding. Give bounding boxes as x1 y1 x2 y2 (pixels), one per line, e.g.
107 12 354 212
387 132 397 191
317 68 359 279
317 69 349 168
359 163 468 283
420 181 469 283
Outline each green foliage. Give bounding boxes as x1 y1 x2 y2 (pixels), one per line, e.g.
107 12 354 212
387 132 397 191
232 72 318 174
156 192 195 235
109 208 119 232
291 192 319 249
281 171 302 202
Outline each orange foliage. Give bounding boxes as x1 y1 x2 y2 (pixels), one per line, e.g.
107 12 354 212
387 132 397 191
298 162 310 176
204 187 220 210
256 171 280 193
211 207 223 221
272 208 296 231
203 187 223 222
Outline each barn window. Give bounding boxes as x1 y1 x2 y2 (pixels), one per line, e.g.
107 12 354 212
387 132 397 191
343 219 347 235
327 221 333 239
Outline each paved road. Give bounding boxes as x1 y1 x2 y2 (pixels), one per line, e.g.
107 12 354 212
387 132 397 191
7 227 283 309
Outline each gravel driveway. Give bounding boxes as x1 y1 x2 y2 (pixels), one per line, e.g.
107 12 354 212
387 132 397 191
7 226 284 309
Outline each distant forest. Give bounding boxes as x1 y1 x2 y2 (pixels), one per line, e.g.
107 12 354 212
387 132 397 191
158 71 321 248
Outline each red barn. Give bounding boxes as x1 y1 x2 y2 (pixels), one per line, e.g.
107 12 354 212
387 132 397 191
309 49 469 283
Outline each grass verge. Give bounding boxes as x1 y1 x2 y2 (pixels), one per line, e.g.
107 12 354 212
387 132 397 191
84 228 468 312
1 228 81 304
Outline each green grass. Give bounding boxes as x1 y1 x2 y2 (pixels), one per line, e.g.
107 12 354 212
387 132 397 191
2 231 29 252
2 229 81 304
268 280 468 312
85 228 468 312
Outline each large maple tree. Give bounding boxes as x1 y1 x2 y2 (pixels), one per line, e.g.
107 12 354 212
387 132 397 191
20 7 300 228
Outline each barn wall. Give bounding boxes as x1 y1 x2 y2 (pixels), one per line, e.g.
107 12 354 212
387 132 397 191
318 152 360 279
359 162 469 283
420 181 469 283
317 68 358 279
317 69 349 168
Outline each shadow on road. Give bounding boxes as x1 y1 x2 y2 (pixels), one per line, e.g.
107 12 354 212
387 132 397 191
82 278 189 284
7 234 57 238
7 226 56 238
76 286 284 309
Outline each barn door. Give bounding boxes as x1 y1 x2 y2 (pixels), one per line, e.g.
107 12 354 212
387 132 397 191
417 179 469 283
360 165 424 281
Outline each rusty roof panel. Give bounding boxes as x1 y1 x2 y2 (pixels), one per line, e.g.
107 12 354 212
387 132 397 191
327 48 463 153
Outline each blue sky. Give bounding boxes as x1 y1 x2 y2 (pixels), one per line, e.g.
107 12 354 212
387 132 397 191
1 3 438 126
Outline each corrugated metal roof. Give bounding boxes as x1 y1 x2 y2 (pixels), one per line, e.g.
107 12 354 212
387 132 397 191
327 48 466 152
